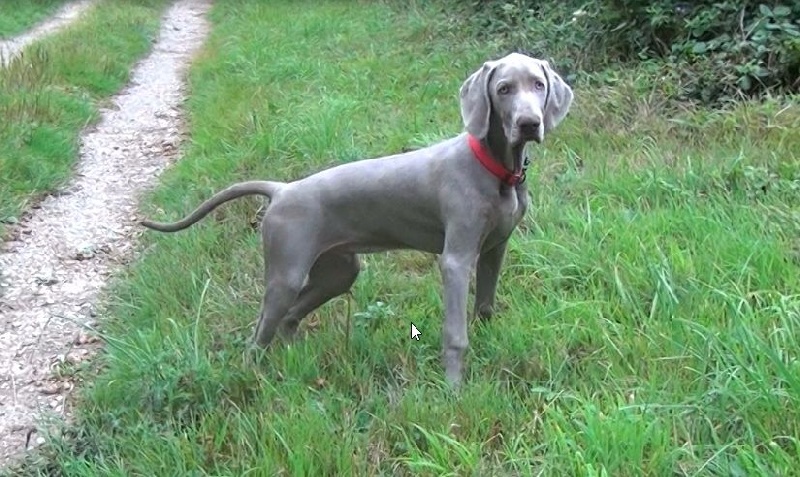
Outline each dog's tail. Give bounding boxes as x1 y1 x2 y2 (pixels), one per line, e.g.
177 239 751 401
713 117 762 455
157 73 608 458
140 180 283 233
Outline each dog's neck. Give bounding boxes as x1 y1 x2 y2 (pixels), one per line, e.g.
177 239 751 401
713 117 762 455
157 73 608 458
485 121 526 175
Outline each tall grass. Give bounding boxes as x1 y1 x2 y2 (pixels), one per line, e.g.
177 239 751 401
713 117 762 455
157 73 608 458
0 0 170 234
14 0 800 475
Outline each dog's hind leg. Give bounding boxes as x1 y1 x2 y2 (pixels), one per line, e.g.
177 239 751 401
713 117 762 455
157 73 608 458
253 222 319 349
278 251 361 340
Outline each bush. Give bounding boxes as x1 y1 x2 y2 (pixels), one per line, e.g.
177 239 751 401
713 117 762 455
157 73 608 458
448 0 800 105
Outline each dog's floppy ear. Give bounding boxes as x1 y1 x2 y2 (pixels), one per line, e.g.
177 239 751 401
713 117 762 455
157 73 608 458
541 61 574 133
459 60 498 139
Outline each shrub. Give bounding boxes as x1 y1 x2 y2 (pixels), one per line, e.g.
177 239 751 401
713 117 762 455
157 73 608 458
442 0 800 105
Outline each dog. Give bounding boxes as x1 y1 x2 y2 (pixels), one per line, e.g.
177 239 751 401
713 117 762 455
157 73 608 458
141 52 574 386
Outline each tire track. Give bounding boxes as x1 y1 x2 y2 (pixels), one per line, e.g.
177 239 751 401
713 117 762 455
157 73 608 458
0 0 212 464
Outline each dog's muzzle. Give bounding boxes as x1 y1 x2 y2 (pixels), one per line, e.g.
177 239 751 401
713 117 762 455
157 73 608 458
514 116 543 144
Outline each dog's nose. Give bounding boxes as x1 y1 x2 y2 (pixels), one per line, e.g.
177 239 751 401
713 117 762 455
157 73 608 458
516 116 541 134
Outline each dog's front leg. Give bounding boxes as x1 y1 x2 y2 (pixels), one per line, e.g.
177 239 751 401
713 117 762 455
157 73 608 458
474 239 509 320
439 241 480 388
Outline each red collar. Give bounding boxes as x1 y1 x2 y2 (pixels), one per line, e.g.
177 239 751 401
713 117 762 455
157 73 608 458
467 134 525 187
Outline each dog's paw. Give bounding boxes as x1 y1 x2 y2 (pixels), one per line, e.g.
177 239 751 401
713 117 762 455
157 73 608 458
474 304 496 321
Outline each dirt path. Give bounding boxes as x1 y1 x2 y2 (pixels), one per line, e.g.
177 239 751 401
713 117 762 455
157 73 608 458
0 0 212 465
0 0 96 67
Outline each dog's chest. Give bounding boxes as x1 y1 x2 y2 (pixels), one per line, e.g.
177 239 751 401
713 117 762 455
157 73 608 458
486 188 528 245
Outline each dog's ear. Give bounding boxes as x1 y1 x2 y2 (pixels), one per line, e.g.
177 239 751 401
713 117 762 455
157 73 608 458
459 61 498 139
541 61 574 133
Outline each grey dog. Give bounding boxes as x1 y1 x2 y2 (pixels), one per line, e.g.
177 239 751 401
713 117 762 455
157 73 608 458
141 52 574 387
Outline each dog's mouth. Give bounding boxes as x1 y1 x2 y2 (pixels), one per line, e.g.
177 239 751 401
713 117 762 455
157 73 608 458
511 128 543 146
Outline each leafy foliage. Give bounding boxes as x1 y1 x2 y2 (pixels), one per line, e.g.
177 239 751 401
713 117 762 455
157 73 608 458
451 0 800 105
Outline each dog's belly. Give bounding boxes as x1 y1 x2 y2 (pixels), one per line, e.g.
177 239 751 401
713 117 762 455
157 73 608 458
329 238 445 256
324 218 446 256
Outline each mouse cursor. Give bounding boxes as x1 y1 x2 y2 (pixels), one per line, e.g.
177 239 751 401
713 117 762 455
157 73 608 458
410 323 421 341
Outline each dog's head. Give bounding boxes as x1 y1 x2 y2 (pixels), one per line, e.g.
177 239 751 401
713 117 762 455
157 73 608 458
459 52 573 145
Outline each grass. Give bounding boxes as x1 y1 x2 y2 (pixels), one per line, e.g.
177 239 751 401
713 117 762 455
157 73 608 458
0 0 70 39
13 0 800 475
0 0 170 235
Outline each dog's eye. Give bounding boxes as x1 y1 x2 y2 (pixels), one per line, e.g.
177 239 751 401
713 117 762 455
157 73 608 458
534 80 546 90
497 84 510 95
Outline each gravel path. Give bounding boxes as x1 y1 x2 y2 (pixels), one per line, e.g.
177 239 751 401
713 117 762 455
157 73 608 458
0 0 212 465
0 0 96 67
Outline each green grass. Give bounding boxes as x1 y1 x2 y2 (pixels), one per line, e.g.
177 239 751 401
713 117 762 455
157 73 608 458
0 0 70 39
0 0 170 234
14 0 800 475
